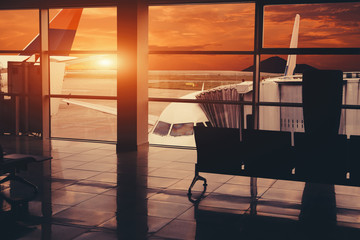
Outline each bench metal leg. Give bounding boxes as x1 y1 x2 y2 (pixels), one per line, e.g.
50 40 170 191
188 174 207 194
250 177 257 197
250 177 258 215
187 171 207 203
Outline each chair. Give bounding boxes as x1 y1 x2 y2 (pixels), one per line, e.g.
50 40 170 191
242 129 293 178
188 126 242 198
294 132 347 183
0 145 39 207
348 135 360 183
194 126 242 174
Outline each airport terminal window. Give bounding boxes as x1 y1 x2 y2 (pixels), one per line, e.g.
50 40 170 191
51 54 117 97
0 1 359 146
0 10 39 93
49 8 116 51
149 3 255 51
48 7 117 141
170 123 194 137
0 10 42 137
0 10 38 51
148 55 254 101
51 98 117 141
148 0 359 147
264 2 360 48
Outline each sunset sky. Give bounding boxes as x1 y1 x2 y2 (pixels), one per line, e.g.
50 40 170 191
0 2 359 71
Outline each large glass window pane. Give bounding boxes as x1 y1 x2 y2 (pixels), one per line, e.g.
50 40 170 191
51 98 116 141
149 55 255 99
149 54 254 72
0 10 42 137
264 2 360 48
149 3 255 51
50 7 116 51
0 10 39 94
48 8 117 141
50 54 117 97
0 10 38 51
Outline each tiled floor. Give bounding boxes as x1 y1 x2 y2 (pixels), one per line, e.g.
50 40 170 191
1 136 360 239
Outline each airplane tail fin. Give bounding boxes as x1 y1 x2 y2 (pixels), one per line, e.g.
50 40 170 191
21 8 83 56
284 14 300 77
20 9 82 115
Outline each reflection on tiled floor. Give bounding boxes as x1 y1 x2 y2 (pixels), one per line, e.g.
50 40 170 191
1 137 360 239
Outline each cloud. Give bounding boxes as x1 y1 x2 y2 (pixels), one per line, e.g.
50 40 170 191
149 54 253 71
72 8 116 50
149 44 221 51
264 3 360 48
265 3 360 29
0 10 38 50
149 3 255 51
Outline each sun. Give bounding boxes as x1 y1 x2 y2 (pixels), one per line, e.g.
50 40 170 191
98 58 113 67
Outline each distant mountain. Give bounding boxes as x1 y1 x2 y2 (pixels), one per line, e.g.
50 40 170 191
242 56 317 74
295 63 318 74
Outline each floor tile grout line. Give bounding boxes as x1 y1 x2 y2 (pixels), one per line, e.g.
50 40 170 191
257 178 278 199
149 204 195 238
243 178 278 214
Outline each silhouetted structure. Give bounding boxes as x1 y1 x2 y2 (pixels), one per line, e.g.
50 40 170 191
296 70 344 180
242 56 317 74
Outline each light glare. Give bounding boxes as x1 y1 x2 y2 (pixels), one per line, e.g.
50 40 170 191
98 58 112 67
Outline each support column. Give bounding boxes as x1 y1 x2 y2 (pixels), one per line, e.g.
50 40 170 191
117 1 148 152
40 9 50 139
252 0 264 130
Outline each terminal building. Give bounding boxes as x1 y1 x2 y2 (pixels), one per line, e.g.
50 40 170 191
0 0 360 239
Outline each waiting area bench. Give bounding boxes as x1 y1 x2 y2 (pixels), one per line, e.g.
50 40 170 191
188 126 360 200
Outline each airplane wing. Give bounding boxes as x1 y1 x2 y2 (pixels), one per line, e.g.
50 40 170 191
58 54 113 65
63 99 116 115
50 56 78 62
62 99 158 126
0 56 29 68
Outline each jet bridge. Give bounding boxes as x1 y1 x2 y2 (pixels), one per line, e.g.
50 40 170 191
259 74 360 136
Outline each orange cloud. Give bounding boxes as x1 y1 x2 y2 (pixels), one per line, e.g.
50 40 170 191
264 2 360 48
149 3 255 51
71 8 116 51
0 10 38 50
